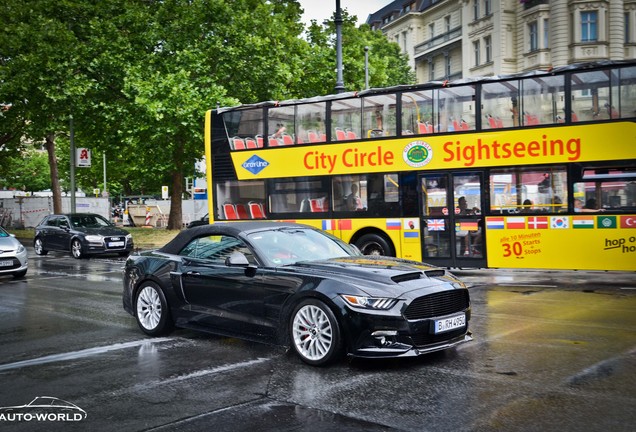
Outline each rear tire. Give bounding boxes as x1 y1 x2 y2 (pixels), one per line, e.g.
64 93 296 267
356 233 394 257
135 282 173 336
290 299 343 366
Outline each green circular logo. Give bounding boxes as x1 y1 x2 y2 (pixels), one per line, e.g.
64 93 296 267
403 141 433 167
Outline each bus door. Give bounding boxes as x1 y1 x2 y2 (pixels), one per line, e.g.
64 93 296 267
420 172 486 268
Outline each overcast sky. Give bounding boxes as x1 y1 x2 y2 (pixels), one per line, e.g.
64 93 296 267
297 0 392 27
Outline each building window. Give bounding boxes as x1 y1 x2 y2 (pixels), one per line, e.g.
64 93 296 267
473 40 480 66
445 16 451 33
543 18 549 48
429 61 435 81
473 0 480 21
626 13 630 43
529 21 538 51
446 55 451 77
430 23 435 39
485 36 492 63
581 11 598 42
484 0 491 16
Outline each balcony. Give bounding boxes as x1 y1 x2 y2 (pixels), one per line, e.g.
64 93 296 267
414 26 462 58
521 0 549 9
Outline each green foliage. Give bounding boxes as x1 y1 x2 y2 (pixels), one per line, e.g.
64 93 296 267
0 148 50 192
0 0 415 202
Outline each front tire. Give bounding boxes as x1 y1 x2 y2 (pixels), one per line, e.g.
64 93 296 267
355 233 394 256
135 282 173 336
290 299 343 366
71 239 84 259
34 237 48 256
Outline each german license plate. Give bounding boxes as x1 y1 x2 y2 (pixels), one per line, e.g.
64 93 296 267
434 314 466 334
108 241 124 247
0 260 13 267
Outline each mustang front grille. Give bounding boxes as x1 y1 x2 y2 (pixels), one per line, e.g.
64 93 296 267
403 290 469 320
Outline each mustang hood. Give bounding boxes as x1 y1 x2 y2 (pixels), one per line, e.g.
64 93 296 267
289 256 462 297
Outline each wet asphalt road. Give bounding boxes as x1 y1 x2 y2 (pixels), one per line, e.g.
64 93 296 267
0 248 635 432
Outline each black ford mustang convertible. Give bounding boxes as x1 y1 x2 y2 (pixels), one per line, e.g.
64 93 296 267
122 222 472 366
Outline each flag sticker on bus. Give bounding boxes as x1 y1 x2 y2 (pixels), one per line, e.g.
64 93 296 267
241 155 269 175
527 216 548 229
506 217 525 229
621 216 636 228
486 218 505 229
573 216 595 229
597 216 617 229
386 220 402 230
551 217 569 229
427 219 445 231
322 220 336 230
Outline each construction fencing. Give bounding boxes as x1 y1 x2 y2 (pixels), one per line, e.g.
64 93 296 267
0 197 208 229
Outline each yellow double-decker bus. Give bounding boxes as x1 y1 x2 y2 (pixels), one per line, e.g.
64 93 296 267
204 61 636 271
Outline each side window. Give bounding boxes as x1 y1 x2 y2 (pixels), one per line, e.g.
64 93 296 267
490 167 568 214
333 175 366 212
269 178 329 214
179 235 254 264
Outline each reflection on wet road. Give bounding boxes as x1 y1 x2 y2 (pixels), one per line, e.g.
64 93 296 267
0 250 634 431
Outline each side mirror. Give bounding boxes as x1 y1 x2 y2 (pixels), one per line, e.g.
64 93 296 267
225 252 250 267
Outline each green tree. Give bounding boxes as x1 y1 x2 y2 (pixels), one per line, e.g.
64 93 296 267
0 148 50 193
1 1 415 228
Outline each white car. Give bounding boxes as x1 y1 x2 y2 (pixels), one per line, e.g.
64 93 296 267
0 226 27 278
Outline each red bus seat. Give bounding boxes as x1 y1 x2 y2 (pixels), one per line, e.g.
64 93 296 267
281 133 294 145
249 202 265 219
245 138 258 149
236 203 249 219
223 203 238 220
232 137 246 150
335 128 347 141
255 135 264 147
310 198 326 212
307 130 319 142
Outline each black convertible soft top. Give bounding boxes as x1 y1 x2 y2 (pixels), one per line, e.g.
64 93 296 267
157 221 313 255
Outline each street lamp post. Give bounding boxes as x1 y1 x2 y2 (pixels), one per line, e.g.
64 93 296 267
364 46 370 89
70 114 76 213
334 0 345 93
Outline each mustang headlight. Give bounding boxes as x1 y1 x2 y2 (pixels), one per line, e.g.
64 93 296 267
341 295 397 310
85 235 103 243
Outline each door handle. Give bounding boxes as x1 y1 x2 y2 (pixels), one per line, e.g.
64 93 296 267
185 271 201 276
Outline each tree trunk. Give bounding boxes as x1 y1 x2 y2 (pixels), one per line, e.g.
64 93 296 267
167 168 183 230
45 133 62 213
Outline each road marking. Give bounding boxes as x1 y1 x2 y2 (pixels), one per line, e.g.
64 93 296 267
0 338 174 371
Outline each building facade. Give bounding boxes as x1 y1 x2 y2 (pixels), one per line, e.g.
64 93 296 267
367 0 636 82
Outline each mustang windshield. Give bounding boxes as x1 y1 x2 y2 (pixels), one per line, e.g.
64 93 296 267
248 228 357 265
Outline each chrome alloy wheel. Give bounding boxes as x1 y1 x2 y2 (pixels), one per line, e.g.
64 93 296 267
71 239 83 259
136 286 163 331
292 304 334 362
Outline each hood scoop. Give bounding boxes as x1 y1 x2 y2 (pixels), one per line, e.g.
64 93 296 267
391 272 423 283
424 269 445 278
391 269 446 284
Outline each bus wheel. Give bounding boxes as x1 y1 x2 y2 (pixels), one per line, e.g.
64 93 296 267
356 233 394 257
